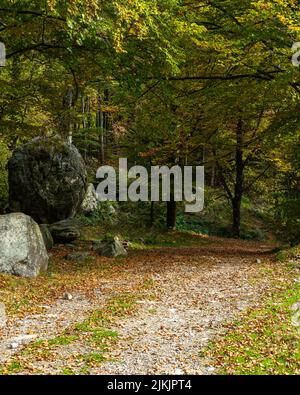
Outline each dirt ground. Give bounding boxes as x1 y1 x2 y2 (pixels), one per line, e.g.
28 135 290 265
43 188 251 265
0 237 286 374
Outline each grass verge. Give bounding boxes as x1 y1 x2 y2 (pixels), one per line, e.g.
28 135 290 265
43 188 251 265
203 264 300 374
0 279 155 375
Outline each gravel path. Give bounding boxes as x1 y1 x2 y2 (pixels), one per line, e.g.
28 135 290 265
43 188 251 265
0 237 280 374
93 240 276 374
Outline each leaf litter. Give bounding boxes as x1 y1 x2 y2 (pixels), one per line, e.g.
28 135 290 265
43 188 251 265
0 236 296 375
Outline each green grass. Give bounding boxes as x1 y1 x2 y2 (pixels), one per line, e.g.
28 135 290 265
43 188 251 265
203 281 300 375
0 292 144 375
80 352 106 364
60 367 76 375
0 361 23 375
276 244 300 262
83 224 210 250
48 335 79 346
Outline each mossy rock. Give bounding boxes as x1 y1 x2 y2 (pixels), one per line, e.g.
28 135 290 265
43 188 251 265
8 136 87 224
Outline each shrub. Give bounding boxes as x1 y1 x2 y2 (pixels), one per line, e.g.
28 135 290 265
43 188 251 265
79 201 118 226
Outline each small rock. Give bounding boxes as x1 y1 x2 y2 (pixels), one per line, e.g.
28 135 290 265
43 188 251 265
92 240 105 251
152 274 161 281
94 237 127 258
63 292 73 301
11 334 37 344
256 258 262 264
49 219 82 244
0 303 6 329
8 334 37 350
65 244 76 249
174 368 183 375
206 366 216 373
45 314 58 318
64 252 90 263
9 342 19 350
38 305 51 309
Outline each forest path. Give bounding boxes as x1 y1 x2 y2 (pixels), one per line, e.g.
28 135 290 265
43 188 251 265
93 239 278 374
0 237 283 374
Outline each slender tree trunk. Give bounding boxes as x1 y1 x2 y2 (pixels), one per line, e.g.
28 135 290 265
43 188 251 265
86 96 91 157
68 89 73 144
232 196 242 237
104 89 109 151
150 201 155 226
82 96 87 160
211 161 215 187
167 198 177 230
166 158 178 230
232 118 244 238
63 87 73 143
97 96 105 165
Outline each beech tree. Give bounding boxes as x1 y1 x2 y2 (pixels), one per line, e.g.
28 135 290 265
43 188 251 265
0 0 299 239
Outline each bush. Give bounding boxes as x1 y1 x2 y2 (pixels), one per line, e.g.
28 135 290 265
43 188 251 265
78 201 118 226
240 228 265 241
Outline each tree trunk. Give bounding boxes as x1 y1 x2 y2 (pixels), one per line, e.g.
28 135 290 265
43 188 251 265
82 96 87 160
63 87 73 143
232 196 242 238
96 96 105 164
211 161 215 187
150 201 155 226
232 118 244 238
167 199 177 230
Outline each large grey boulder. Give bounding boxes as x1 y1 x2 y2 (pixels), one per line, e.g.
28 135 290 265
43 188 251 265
49 218 82 244
8 136 87 224
0 213 48 277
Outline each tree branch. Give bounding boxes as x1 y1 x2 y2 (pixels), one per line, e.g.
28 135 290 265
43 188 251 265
0 8 65 21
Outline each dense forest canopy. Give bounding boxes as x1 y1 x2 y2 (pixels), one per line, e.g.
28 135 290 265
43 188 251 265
0 0 299 241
